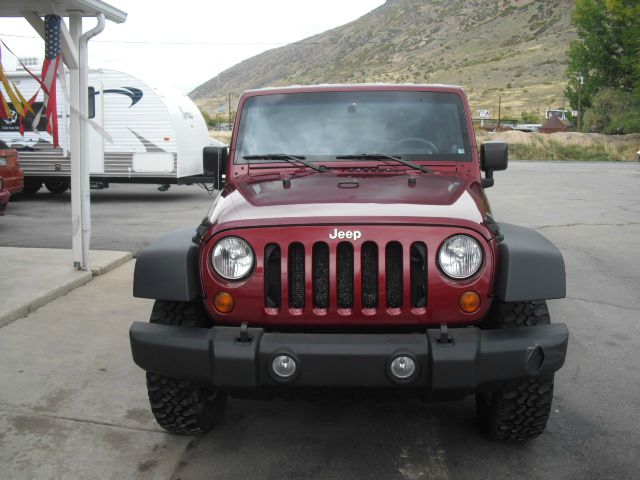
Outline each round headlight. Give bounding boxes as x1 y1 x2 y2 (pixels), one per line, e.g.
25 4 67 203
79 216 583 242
212 237 254 280
438 235 483 279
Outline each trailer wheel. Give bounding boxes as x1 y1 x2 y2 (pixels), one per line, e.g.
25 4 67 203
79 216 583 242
45 179 70 194
145 300 227 435
22 180 42 195
476 300 555 442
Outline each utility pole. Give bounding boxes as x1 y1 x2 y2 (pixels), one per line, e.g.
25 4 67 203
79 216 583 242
497 95 502 131
228 94 231 128
577 74 584 131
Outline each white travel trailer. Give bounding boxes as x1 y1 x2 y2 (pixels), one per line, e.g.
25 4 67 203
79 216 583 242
0 68 213 193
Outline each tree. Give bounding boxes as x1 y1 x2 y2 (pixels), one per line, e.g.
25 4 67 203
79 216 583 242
199 108 215 128
565 1 640 114
582 88 640 134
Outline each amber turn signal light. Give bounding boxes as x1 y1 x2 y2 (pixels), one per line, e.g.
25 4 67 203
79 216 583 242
459 291 481 313
214 291 235 313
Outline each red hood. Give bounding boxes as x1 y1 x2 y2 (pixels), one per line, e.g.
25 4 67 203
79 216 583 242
207 171 490 237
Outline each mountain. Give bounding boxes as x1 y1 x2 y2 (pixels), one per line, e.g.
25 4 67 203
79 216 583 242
191 0 576 119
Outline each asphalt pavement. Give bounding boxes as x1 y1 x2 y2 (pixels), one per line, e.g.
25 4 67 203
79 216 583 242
0 183 216 253
0 161 639 479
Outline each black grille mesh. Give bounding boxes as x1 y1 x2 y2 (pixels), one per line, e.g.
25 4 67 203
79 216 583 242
264 244 281 308
312 242 329 309
361 242 378 308
337 242 354 308
410 242 427 308
288 243 305 308
386 242 403 308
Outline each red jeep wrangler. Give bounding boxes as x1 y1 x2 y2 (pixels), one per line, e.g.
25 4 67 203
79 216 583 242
130 85 568 441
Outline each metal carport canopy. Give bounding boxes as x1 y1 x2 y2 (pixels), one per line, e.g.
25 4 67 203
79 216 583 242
0 0 127 270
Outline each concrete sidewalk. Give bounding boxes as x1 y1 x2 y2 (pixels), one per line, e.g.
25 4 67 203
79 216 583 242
0 248 132 327
0 261 190 479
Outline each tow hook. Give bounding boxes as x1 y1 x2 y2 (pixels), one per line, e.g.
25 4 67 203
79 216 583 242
235 322 252 344
437 323 454 346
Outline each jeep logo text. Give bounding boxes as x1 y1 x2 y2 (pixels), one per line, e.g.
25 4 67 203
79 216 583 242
329 229 361 240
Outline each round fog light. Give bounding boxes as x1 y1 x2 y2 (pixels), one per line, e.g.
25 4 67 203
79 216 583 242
390 355 416 380
272 355 297 378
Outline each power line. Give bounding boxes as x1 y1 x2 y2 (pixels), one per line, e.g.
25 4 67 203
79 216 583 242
0 32 391 47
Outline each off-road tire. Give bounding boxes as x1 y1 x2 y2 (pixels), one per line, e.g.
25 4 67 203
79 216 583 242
22 181 42 195
476 300 555 442
145 300 227 435
44 179 70 194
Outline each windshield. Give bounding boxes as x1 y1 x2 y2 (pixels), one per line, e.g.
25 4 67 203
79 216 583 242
235 90 471 163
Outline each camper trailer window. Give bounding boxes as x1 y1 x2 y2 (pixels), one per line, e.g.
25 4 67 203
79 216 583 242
88 87 96 119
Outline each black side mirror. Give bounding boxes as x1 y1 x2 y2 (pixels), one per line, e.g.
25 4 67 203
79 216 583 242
203 146 228 190
480 141 508 188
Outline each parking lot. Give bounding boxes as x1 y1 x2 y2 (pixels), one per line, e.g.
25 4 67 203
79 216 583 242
1 161 639 479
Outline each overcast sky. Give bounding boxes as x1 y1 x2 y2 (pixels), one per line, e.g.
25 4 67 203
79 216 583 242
0 0 384 94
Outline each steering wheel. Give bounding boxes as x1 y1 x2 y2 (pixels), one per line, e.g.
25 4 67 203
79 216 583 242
389 137 439 154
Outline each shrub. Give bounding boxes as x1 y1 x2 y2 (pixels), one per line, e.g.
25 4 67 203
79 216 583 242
582 89 640 134
520 111 539 123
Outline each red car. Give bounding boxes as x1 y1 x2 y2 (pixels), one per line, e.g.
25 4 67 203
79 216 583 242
0 176 8 215
0 140 24 196
130 84 568 442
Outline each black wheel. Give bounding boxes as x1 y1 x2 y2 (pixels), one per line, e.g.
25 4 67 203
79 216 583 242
476 300 555 441
44 179 70 194
145 300 227 435
22 180 42 195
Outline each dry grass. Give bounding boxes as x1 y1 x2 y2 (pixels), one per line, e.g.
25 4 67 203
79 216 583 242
210 128 640 161
208 130 232 145
476 130 640 161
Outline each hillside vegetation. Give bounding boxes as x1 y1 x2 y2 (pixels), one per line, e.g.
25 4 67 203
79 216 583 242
192 0 576 118
476 130 640 161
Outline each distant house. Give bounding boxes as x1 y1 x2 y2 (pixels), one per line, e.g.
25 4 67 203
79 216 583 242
538 115 567 134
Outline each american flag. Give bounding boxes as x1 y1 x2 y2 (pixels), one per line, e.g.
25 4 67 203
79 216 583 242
34 15 62 147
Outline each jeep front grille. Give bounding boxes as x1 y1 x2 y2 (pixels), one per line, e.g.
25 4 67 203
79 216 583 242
263 240 428 315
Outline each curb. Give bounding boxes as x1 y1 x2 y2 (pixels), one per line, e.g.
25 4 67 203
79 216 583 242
0 271 93 328
0 250 134 328
90 252 134 276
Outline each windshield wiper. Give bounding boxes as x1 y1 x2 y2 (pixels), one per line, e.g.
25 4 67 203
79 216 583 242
335 153 432 173
243 154 326 172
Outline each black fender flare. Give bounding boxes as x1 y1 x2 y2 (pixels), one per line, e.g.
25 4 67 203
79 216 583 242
495 223 566 302
133 228 200 301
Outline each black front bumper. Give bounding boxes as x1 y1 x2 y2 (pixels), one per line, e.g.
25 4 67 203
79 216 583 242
129 322 568 394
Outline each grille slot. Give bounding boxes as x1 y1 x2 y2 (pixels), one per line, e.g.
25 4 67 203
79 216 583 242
312 242 329 309
361 242 378 308
337 242 354 309
264 244 281 308
410 242 427 308
288 243 305 309
386 242 403 308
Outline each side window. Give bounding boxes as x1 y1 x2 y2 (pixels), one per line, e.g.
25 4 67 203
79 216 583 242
88 86 95 119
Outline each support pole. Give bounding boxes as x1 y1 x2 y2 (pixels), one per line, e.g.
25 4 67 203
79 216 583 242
69 13 85 270
78 26 90 270
77 14 105 271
